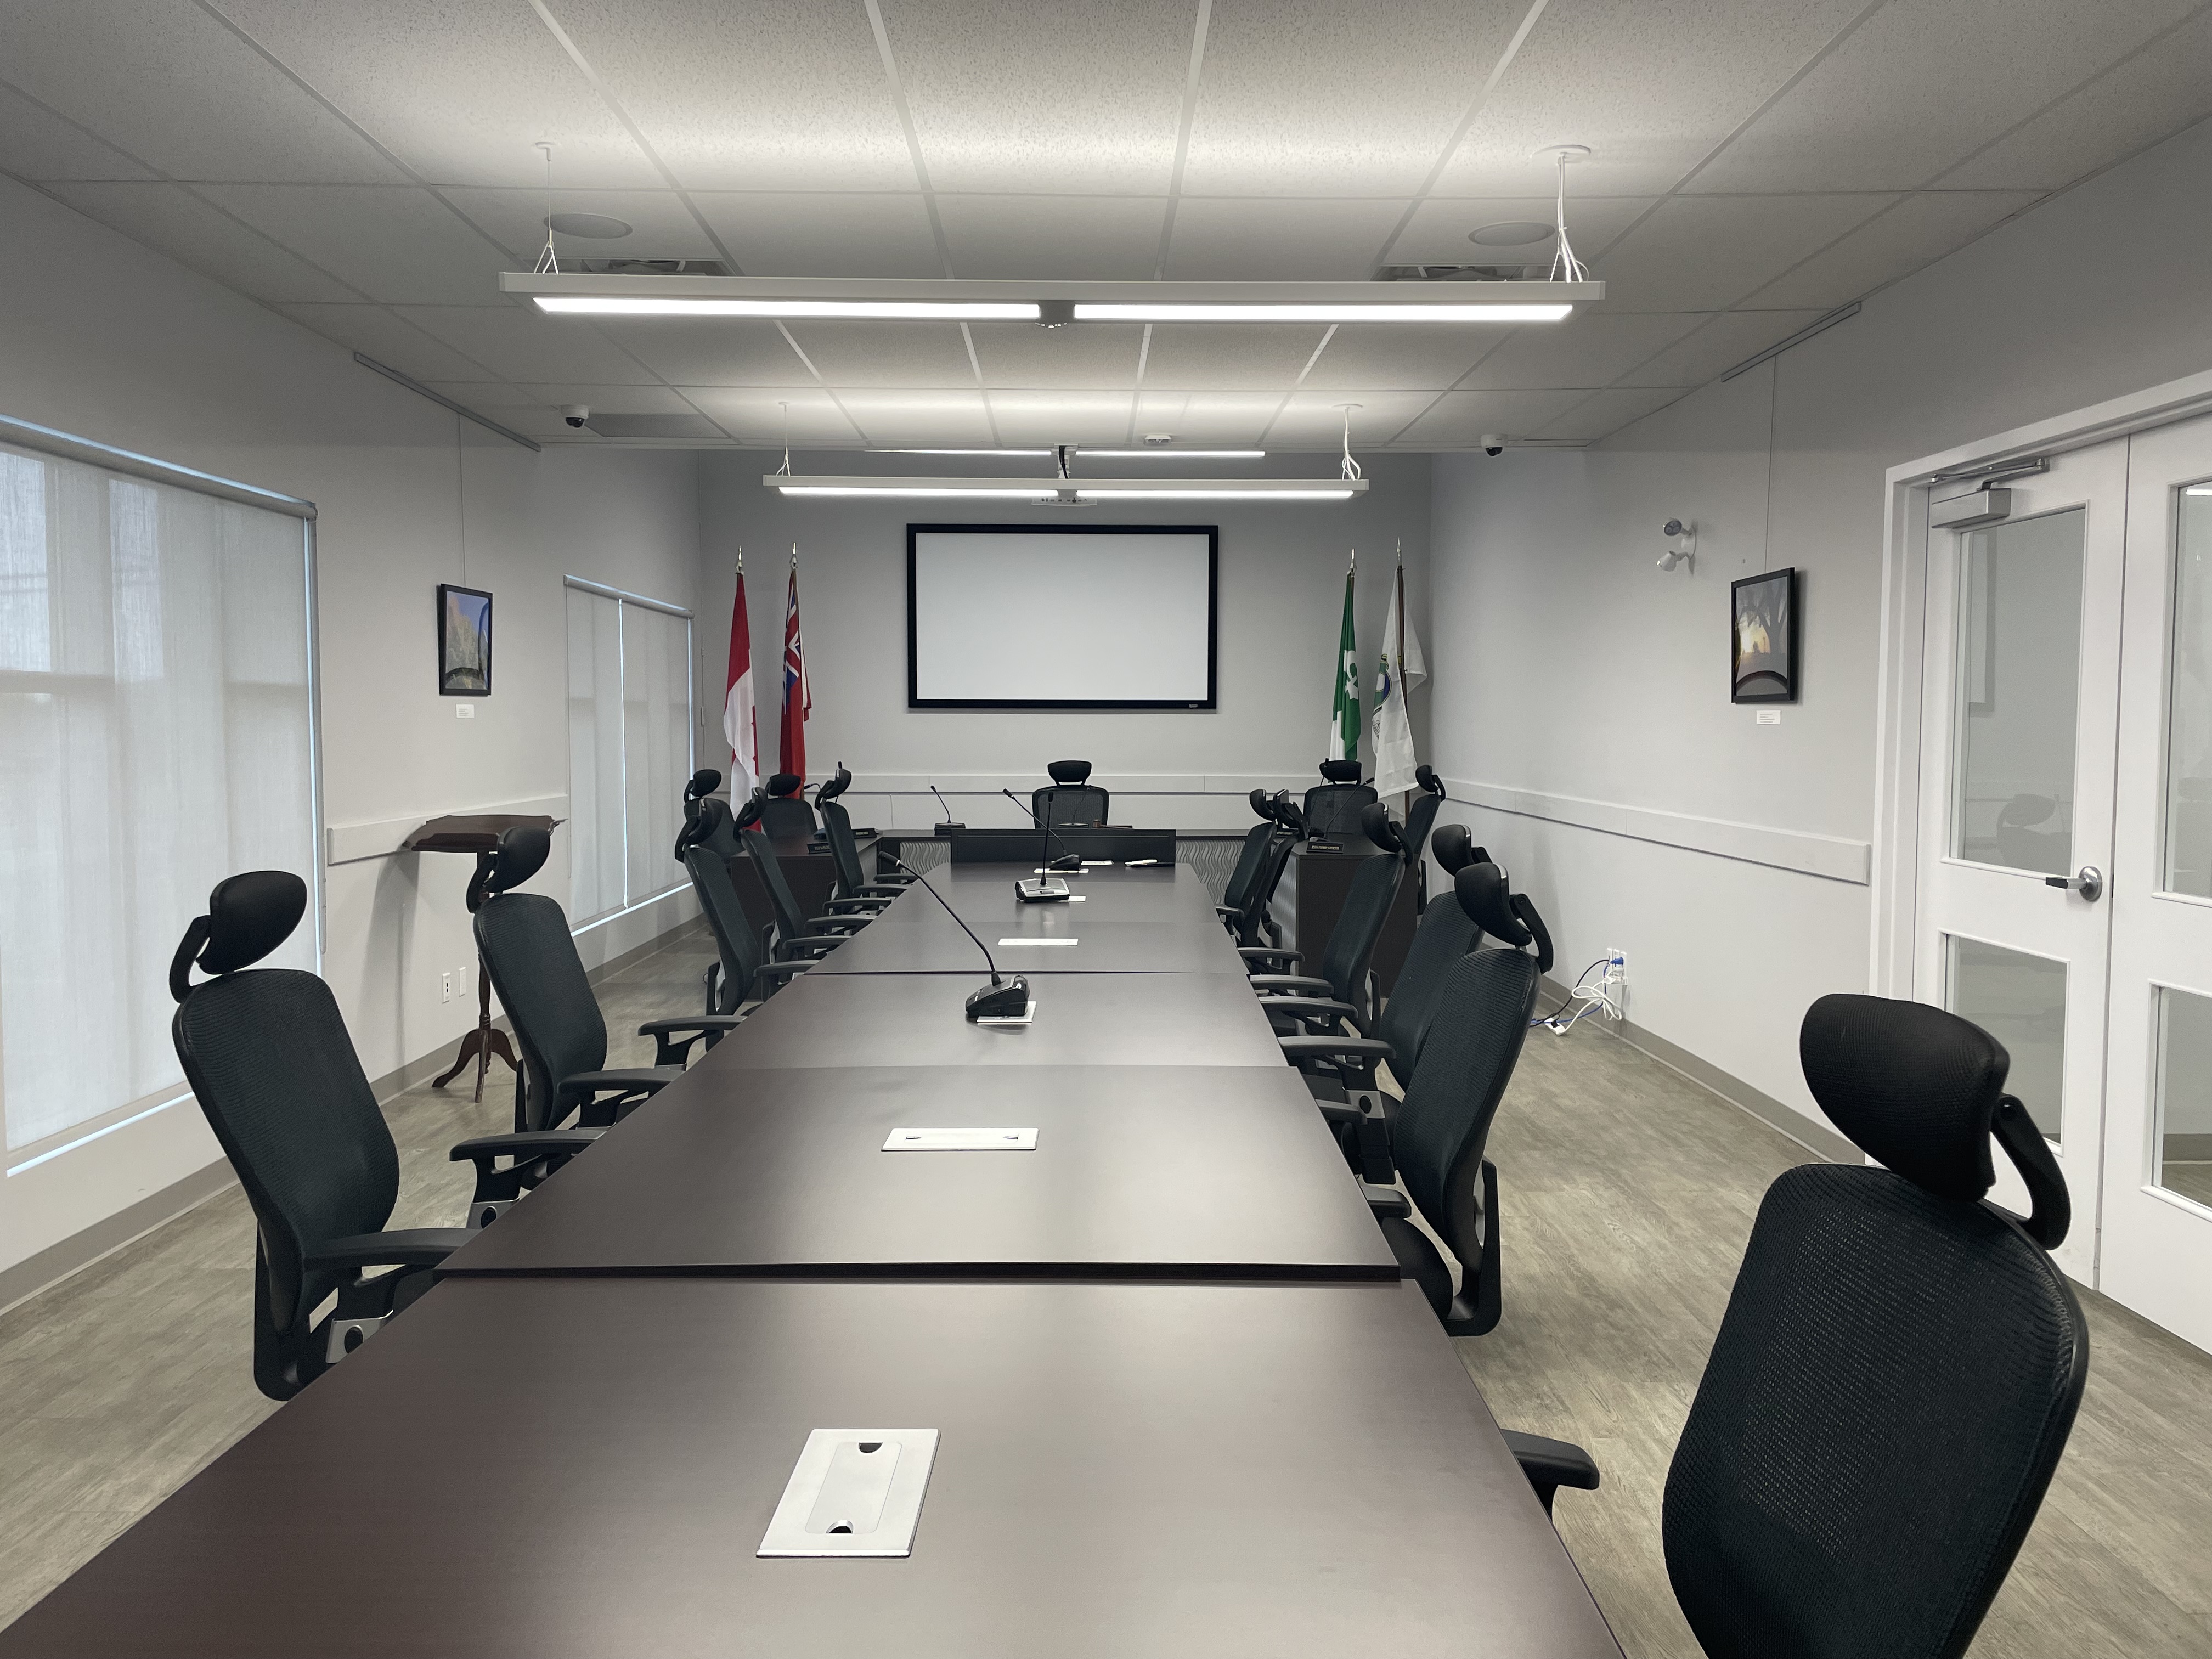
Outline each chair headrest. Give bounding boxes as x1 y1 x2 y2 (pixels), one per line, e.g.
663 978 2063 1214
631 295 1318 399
1360 802 1404 855
169 871 308 1001
1799 994 2011 1202
768 772 803 798
479 826 550 897
1318 759 1362 784
1430 823 1475 875
1415 764 1442 796
817 765 852 802
1268 789 1304 834
1047 759 1093 785
1454 864 1526 946
735 794 764 831
1248 788 1273 821
686 768 721 802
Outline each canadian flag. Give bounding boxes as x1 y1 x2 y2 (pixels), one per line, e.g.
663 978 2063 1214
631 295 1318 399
722 558 757 800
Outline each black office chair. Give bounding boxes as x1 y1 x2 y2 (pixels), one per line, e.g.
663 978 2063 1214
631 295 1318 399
1302 759 1378 839
170 871 598 1400
674 768 738 862
475 827 738 1132
735 794 872 961
1274 823 1489 1122
1241 802 1408 1031
1516 995 2087 1658
758 771 817 839
680 815 816 1015
816 765 911 907
1358 861 1551 1336
1032 759 1110 828
1215 790 1284 939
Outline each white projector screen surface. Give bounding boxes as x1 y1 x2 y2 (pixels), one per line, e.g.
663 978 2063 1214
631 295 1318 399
908 526 1217 708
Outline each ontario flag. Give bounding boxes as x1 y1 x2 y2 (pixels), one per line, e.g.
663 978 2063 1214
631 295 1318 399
777 550 810 782
721 555 758 800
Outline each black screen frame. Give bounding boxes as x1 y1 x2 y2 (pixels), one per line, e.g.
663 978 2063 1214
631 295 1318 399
906 523 1220 710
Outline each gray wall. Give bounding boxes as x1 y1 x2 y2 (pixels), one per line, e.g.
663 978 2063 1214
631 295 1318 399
1426 116 2212 1141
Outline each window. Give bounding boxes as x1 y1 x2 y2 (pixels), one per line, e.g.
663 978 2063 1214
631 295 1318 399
565 579 693 926
0 437 315 1161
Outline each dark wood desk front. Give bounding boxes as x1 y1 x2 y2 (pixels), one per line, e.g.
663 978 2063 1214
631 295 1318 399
707 968 1289 1069
0 1278 1620 1659
725 832 871 938
438 1064 1398 1281
1278 843 1419 991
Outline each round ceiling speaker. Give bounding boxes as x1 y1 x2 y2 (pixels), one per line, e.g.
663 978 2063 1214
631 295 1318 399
1468 221 1555 247
546 212 633 239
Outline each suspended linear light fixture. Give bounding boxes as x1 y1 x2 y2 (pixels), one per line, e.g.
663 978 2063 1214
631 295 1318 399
768 476 1362 502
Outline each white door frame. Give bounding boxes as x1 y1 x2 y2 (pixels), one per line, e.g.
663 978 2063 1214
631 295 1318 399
1872 366 2212 1001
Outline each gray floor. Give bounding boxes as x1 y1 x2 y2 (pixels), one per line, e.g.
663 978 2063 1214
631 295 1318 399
0 934 2207 1656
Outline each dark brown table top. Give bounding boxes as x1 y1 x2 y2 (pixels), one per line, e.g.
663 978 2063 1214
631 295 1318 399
819 864 1244 975
706 967 1289 1069
437 1064 1397 1281
0 1278 1620 1659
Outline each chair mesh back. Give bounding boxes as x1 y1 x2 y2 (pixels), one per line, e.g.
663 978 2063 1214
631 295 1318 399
1391 948 1539 1257
1663 1165 2087 1659
1221 822 1273 913
475 894 608 1129
740 825 808 941
1317 851 1405 1003
819 798 867 897
687 798 740 861
1032 783 1110 828
759 795 817 838
1304 781 1379 837
1374 885 1481 1072
686 845 767 1010
174 971 398 1332
1402 788 1443 865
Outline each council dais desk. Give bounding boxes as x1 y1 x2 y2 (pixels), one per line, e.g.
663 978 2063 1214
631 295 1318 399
0 1278 1621 1659
438 1064 1397 1282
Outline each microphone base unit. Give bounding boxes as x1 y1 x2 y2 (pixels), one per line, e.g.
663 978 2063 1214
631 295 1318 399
964 974 1032 1021
934 822 965 835
1014 878 1074 903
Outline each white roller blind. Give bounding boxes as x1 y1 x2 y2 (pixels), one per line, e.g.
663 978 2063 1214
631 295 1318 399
0 442 315 1156
566 583 692 926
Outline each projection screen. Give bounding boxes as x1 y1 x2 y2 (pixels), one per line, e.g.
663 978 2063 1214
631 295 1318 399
907 524 1217 709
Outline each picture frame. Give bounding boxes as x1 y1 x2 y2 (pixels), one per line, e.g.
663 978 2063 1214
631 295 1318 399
1730 567 1798 704
437 583 493 696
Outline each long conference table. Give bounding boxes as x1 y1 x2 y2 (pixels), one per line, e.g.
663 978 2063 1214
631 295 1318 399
0 862 1621 1658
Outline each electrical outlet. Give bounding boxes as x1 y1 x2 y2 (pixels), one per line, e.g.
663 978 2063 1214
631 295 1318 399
455 702 475 720
440 970 453 1004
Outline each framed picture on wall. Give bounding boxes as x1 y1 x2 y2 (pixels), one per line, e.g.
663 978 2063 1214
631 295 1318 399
1731 567 1798 703
437 583 493 696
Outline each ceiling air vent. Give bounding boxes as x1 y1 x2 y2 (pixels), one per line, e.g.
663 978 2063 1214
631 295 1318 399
579 413 723 439
1374 263 1547 283
573 258 732 278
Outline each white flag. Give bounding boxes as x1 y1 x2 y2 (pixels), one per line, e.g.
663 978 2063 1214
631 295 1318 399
1371 563 1423 796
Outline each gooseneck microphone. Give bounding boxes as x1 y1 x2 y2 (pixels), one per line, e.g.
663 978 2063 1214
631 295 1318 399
891 856 1029 1020
1001 788 1081 871
929 783 963 833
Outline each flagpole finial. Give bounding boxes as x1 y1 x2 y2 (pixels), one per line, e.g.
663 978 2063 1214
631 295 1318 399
735 545 743 575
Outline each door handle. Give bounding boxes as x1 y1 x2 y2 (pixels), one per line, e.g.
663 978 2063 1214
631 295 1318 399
2043 865 2103 902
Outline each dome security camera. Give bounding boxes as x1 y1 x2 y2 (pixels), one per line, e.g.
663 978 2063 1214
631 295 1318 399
1480 433 1506 456
560 404 590 428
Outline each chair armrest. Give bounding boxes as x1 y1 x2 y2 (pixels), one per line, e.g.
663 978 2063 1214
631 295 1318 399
807 912 871 933
1501 1429 1600 1515
1259 996 1362 1025
1248 974 1335 995
776 933 847 962
822 896 891 913
307 1229 475 1273
1238 946 1302 967
557 1067 682 1127
448 1130 601 1165
1278 1035 1396 1064
637 1013 747 1066
1362 1183 1410 1219
752 960 813 990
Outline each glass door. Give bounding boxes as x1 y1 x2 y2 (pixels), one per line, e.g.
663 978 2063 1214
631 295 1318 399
2100 410 2212 1350
1914 441 2127 1284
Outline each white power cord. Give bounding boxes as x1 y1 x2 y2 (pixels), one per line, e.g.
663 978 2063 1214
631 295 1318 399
1538 951 1626 1035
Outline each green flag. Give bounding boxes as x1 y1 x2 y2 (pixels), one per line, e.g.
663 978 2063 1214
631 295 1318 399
1328 556 1359 761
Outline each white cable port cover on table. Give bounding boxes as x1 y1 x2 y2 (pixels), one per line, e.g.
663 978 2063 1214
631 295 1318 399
882 1127 1039 1150
997 938 1077 946
758 1429 939 1558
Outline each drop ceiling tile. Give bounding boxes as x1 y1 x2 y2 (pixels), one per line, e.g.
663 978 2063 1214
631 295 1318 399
968 323 1147 389
1593 194 1894 312
1936 10 2212 190
419 381 537 410
1613 308 1830 388
1141 324 1331 391
43 182 361 303
937 195 1166 279
888 0 1192 194
272 303 499 381
683 387 859 445
0 0 403 183
991 390 1143 445
1128 391 1281 446
833 389 997 447
1297 324 1517 392
554 0 916 192
438 188 716 265
1180 0 1522 196
782 323 977 388
206 0 661 189
693 193 941 278
1694 0 2199 193
513 384 701 416
1389 195 1657 269
1745 190 2041 311
195 184 511 306
1267 392 1442 447
1431 0 1871 198
0 81 154 180
1393 388 1589 445
397 304 662 384
1533 386 1691 442
1459 313 1705 389
590 318 805 387
1163 197 1410 280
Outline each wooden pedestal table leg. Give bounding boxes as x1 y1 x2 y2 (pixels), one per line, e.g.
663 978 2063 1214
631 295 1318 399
430 964 519 1103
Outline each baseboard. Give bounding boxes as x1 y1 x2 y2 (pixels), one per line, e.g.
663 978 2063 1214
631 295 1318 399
0 1156 238 1321
1538 975 1858 1165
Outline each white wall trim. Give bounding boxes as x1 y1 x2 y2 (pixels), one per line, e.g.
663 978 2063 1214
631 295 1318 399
1443 777 1871 884
844 772 1315 795
325 794 569 865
